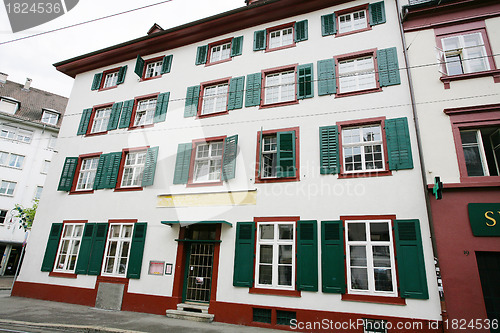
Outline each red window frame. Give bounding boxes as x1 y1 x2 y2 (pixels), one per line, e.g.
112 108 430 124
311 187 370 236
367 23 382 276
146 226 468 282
69 152 102 195
337 117 392 178
254 126 300 183
335 4 371 37
187 135 227 187
335 48 382 98
141 56 164 81
129 93 159 130
98 67 121 91
85 103 114 137
206 38 233 66
114 146 150 192
266 22 296 53
260 64 299 109
197 78 231 118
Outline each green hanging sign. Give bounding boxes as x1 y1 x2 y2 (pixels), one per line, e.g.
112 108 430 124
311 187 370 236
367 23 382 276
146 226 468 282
468 203 500 237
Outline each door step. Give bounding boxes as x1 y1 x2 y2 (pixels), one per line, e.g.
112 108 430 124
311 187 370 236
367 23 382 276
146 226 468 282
166 303 214 323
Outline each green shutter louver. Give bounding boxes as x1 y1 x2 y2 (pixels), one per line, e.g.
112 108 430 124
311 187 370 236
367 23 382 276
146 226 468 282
195 45 208 65
173 143 193 185
297 220 318 291
127 223 147 279
377 47 401 87
253 30 266 51
319 125 340 174
116 66 127 85
75 223 97 274
294 20 308 42
394 219 429 299
297 63 314 99
222 135 238 181
231 36 244 57
91 73 102 90
317 59 336 95
245 73 262 107
93 154 107 190
321 220 345 293
118 99 134 128
161 55 173 74
154 92 170 123
41 223 63 272
277 131 296 178
228 76 245 110
134 55 145 77
321 13 336 36
88 223 109 276
369 1 386 26
184 85 200 118
58 157 78 191
233 222 255 287
77 108 93 135
385 117 413 170
94 152 122 189
142 147 159 187
107 102 123 131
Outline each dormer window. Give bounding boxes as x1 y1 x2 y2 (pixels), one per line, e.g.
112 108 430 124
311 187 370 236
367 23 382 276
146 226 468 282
41 109 59 125
0 97 20 114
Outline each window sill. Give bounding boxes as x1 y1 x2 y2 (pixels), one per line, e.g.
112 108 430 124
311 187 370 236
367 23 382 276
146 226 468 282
187 180 224 188
0 194 14 197
440 69 500 89
249 287 301 297
69 189 94 195
128 124 154 131
259 100 299 109
205 58 232 67
85 131 108 137
0 165 23 171
255 176 299 184
265 43 296 53
114 187 143 192
97 86 118 92
338 170 392 179
335 26 372 38
49 271 77 279
197 110 229 119
140 75 162 82
342 293 406 305
335 87 382 98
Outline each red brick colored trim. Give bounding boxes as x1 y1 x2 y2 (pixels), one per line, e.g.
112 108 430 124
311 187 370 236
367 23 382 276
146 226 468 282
341 293 406 305
334 4 371 38
260 64 298 109
187 135 226 187
139 56 164 81
197 78 231 119
69 152 102 194
265 22 296 53
97 67 121 91
334 48 381 97
12 281 97 306
206 38 233 66
114 146 149 192
249 287 301 297
85 103 114 136
128 93 159 130
48 272 77 279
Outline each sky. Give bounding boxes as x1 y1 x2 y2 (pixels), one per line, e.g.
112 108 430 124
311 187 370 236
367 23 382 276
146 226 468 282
0 0 243 97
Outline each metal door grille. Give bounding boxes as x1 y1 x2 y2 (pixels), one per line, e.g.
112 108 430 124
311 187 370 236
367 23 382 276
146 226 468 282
185 243 214 303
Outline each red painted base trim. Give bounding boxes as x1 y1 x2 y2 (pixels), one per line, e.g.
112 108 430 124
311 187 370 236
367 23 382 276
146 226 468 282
341 293 406 305
249 287 301 297
49 272 77 279
12 281 96 307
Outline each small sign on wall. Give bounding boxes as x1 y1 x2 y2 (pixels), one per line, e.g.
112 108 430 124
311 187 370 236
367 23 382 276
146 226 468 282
165 263 173 275
468 203 500 236
149 261 165 275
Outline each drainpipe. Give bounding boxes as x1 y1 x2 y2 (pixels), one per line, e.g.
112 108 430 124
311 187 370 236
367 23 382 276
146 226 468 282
395 1 448 332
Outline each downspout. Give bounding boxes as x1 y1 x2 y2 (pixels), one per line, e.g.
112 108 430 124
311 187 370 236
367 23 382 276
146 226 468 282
395 1 448 331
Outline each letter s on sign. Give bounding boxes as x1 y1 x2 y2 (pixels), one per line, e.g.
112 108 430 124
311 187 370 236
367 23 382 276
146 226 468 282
485 211 497 227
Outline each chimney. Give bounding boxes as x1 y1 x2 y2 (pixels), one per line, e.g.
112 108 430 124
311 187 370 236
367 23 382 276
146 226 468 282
22 78 32 91
0 72 7 84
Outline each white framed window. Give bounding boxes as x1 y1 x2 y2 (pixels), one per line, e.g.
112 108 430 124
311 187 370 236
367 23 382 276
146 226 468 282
34 186 43 200
48 135 57 149
41 110 59 125
264 71 295 105
342 125 384 173
102 223 134 277
0 152 24 169
261 135 277 178
460 128 500 177
102 71 119 88
75 157 100 191
338 10 367 34
201 84 228 115
269 27 293 49
17 128 33 143
121 151 146 187
54 223 84 273
0 210 7 224
210 43 231 63
41 160 50 174
90 107 112 133
255 221 295 290
441 32 490 76
346 220 397 296
338 56 377 93
133 99 156 127
193 141 223 183
144 61 163 79
0 125 33 143
0 180 16 196
0 125 16 140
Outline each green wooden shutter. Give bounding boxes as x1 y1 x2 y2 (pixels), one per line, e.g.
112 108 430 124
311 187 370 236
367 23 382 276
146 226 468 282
104 152 122 189
91 73 102 90
297 63 314 99
184 85 200 118
394 219 429 299
75 223 96 274
142 147 159 187
233 222 255 287
173 143 193 184
77 108 92 135
231 36 244 57
297 220 318 291
41 223 63 271
222 135 238 181
377 47 401 87
321 220 345 293
107 102 123 131
277 131 296 178
321 13 336 36
295 20 308 42
116 66 127 85
385 117 413 170
253 30 266 51
258 129 263 178
317 59 337 95
154 92 170 123
57 157 78 191
93 154 107 190
245 73 262 107
369 1 386 26
127 223 147 279
118 99 134 128
161 55 173 74
195 45 208 65
88 223 109 276
228 76 245 110
134 55 145 77
319 125 340 174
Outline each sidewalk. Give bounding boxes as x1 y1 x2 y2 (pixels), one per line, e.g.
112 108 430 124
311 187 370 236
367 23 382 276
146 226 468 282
0 276 14 290
0 289 283 333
